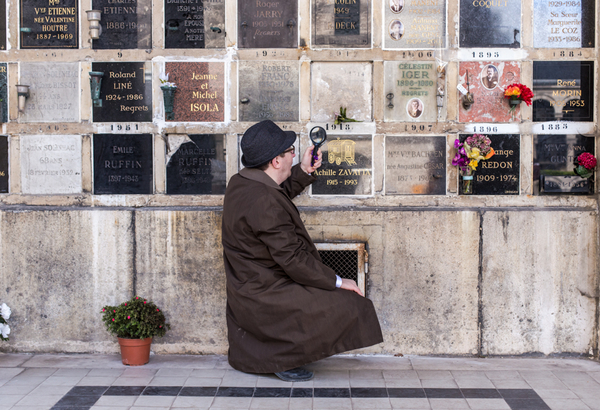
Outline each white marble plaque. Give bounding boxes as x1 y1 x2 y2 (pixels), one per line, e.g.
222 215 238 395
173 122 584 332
383 0 446 49
534 0 595 48
384 61 438 121
311 62 372 122
20 63 80 123
21 135 82 194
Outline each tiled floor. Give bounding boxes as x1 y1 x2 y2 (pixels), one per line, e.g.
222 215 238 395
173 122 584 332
0 354 599 409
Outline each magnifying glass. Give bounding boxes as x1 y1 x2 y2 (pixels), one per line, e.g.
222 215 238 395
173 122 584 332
309 126 327 166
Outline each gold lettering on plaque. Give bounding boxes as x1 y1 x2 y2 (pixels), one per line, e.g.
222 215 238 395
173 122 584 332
327 139 357 166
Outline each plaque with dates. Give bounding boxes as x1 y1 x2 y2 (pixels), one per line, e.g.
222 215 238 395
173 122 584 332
20 135 82 194
93 134 153 195
92 0 152 49
533 61 594 122
20 0 78 48
312 0 370 48
312 135 372 196
385 136 446 195
0 0 6 50
384 61 438 122
534 134 594 194
165 62 225 122
460 134 520 195
238 0 297 48
534 0 595 48
239 61 299 122
383 0 446 49
92 62 152 123
460 0 521 48
20 63 80 123
0 136 7 193
166 134 226 195
0 63 6 123
165 0 225 49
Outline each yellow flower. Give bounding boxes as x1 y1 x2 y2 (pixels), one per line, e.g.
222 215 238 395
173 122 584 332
468 160 478 170
504 86 520 97
468 147 484 161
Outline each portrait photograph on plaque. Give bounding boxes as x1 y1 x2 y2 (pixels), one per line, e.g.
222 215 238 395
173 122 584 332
459 61 521 123
534 134 595 195
533 0 595 48
383 0 445 49
92 0 152 49
0 63 6 123
532 61 594 122
165 62 225 122
20 0 78 48
93 134 153 195
312 0 370 48
166 134 226 195
459 0 521 48
0 136 8 193
164 0 225 49
312 135 372 196
238 0 297 48
385 136 446 195
92 62 152 123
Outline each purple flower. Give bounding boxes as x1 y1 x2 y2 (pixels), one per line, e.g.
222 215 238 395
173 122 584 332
454 139 462 149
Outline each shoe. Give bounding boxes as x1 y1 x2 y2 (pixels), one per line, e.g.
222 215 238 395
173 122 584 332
275 367 314 382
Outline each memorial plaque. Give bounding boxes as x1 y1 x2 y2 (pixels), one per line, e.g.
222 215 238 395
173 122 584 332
165 62 224 122
385 136 446 195
532 61 594 122
92 62 152 123
311 62 372 122
460 134 520 195
238 0 297 48
0 0 6 50
93 134 153 194
166 134 226 194
20 0 78 48
312 135 372 195
20 135 82 194
312 0 370 48
533 134 594 194
0 136 8 193
459 61 521 123
92 0 152 49
384 61 438 122
460 0 521 48
165 0 225 49
239 61 299 122
20 62 80 123
0 63 7 123
383 0 446 49
534 0 595 48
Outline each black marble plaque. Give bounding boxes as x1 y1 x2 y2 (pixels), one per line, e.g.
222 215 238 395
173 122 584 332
92 62 152 123
460 134 520 195
20 0 78 48
0 63 6 123
165 0 204 48
533 61 594 122
238 0 297 48
166 134 225 194
0 0 6 50
0 136 8 193
312 135 372 195
313 0 370 47
92 0 152 49
93 134 153 194
335 0 359 35
533 134 594 194
459 0 521 48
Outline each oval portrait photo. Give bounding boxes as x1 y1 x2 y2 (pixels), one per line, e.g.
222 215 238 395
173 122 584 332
481 64 499 90
407 98 424 119
389 20 404 41
390 0 404 13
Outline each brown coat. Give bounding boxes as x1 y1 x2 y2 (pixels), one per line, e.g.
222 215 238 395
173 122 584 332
222 164 383 373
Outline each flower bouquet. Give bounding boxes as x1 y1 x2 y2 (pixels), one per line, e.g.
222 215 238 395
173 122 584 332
452 134 495 194
503 83 533 113
574 152 597 179
0 302 11 341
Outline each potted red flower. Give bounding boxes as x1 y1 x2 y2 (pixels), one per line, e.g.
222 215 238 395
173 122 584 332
101 296 170 366
503 83 534 111
574 152 597 179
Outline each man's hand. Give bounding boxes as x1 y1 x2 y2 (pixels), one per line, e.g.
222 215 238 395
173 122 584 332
340 278 364 297
300 146 323 174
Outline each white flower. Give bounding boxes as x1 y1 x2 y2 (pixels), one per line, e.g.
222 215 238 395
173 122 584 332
0 303 10 320
159 72 169 84
0 323 9 339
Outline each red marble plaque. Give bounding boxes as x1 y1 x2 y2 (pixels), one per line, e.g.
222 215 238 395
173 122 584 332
165 62 225 122
459 61 521 123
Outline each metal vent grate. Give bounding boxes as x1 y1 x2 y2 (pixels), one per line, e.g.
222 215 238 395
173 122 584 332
315 243 367 295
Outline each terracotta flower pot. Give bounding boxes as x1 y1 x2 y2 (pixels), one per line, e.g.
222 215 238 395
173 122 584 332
118 337 152 366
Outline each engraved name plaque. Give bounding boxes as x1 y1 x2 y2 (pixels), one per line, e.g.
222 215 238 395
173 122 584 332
0 136 8 193
164 0 226 49
384 61 438 122
238 0 297 48
533 0 595 48
383 0 446 49
385 136 446 195
312 0 370 48
92 0 152 49
460 0 521 48
20 0 78 48
0 63 6 123
0 0 6 50
239 61 299 122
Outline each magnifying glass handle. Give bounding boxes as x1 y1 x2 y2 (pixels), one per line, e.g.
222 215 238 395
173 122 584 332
311 144 320 166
